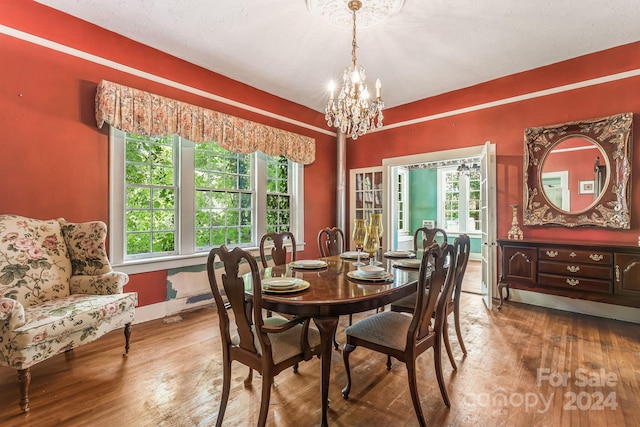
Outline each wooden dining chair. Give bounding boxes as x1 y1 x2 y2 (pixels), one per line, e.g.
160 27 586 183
317 227 345 257
444 234 471 368
207 245 321 427
259 231 297 268
390 234 471 370
341 242 457 426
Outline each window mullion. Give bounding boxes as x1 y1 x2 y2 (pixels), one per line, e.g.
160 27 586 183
180 137 195 254
255 154 267 243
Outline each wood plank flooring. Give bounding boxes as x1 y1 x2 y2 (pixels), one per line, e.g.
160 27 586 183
1 288 638 426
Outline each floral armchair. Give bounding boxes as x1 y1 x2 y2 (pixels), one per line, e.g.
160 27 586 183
0 214 137 413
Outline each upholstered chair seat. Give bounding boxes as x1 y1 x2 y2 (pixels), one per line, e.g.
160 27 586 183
344 311 412 351
231 316 321 364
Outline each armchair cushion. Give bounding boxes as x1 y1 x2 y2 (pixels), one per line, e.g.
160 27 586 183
58 219 112 276
0 216 71 307
12 292 136 349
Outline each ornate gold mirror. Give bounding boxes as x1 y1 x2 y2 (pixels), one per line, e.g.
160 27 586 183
523 112 633 228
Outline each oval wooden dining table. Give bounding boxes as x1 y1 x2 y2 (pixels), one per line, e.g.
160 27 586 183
245 255 420 427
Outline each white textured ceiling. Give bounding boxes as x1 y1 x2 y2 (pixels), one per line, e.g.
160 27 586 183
35 0 640 112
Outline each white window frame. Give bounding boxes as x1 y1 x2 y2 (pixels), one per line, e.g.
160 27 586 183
396 167 410 236
109 128 304 274
437 166 480 235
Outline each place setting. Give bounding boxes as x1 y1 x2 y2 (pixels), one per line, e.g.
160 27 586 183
261 277 310 294
289 259 329 270
347 264 394 283
392 258 422 270
383 250 416 259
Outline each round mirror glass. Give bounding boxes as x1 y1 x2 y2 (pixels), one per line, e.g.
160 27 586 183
540 137 608 213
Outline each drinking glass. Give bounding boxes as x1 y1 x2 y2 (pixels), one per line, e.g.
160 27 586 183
362 225 380 266
352 218 367 266
369 213 383 265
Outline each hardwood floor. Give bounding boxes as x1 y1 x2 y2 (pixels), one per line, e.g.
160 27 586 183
1 291 638 426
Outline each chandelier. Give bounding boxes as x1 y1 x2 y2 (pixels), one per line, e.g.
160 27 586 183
325 0 384 140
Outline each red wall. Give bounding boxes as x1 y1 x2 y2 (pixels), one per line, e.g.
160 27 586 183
347 42 640 244
0 2 336 305
2 3 640 307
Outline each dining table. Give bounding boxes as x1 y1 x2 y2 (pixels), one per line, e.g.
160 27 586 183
245 253 421 427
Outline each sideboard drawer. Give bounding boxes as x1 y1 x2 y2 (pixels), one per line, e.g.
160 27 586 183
539 273 613 294
538 261 612 279
538 247 612 264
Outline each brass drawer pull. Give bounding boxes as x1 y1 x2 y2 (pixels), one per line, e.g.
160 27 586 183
566 279 579 286
570 252 577 257
567 265 580 273
616 265 620 282
589 254 604 262
545 251 558 258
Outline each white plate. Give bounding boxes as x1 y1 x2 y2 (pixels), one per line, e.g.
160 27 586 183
290 260 328 269
340 251 370 259
393 259 422 269
262 277 302 289
384 250 416 258
347 271 394 282
262 280 310 294
357 265 386 277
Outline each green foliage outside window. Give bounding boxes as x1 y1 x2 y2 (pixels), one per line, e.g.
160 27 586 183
266 155 291 233
125 134 176 255
123 133 293 257
195 141 253 248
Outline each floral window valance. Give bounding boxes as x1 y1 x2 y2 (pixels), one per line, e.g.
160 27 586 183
95 80 315 164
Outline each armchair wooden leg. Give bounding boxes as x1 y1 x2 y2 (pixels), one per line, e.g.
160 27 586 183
17 368 31 413
216 349 231 427
406 360 427 427
454 309 467 355
433 340 451 408
244 367 253 387
443 318 457 371
123 323 132 356
257 374 273 427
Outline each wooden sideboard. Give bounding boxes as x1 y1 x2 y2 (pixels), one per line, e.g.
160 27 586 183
497 239 640 309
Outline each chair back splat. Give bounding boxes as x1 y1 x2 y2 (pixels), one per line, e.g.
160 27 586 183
318 227 345 257
259 231 297 268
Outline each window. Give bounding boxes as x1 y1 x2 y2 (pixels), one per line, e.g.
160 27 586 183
396 168 409 235
266 155 291 233
110 129 303 273
438 166 480 233
124 134 177 256
194 142 253 248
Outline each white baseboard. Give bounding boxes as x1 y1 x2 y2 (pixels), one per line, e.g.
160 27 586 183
508 289 640 324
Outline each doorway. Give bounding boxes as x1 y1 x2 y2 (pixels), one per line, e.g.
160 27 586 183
381 143 496 307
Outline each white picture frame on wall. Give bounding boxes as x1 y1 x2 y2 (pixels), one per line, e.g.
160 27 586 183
579 180 595 195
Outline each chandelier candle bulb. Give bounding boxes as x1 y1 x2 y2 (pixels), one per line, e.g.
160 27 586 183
376 79 381 98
